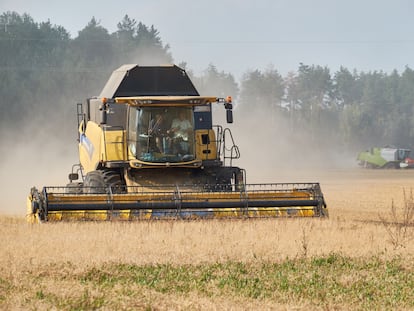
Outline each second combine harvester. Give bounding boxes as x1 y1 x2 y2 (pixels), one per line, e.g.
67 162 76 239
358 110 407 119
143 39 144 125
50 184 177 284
27 64 327 222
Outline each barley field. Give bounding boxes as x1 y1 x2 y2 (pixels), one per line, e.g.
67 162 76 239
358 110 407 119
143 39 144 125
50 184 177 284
1 168 414 310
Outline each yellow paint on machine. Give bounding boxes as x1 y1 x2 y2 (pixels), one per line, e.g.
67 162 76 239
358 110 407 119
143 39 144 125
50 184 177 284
26 196 39 224
40 206 315 222
79 122 101 173
79 121 126 173
195 129 218 161
27 189 319 222
212 207 315 218
46 210 151 221
101 129 126 162
44 190 313 204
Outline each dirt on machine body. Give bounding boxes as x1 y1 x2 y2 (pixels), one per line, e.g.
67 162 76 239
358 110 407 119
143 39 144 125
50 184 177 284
27 64 327 222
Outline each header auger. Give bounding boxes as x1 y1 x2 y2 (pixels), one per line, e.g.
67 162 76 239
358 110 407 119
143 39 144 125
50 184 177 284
27 64 327 222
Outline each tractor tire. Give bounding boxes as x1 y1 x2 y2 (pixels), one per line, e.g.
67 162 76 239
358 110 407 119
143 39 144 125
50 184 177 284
383 162 399 169
83 170 126 194
101 170 127 193
66 182 83 194
83 171 106 194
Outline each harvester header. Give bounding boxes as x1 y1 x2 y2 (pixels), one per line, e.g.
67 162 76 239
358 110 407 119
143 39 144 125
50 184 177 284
27 64 327 222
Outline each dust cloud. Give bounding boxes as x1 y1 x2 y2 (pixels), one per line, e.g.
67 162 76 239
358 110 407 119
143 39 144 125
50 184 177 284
0 122 78 216
212 104 357 184
0 68 92 216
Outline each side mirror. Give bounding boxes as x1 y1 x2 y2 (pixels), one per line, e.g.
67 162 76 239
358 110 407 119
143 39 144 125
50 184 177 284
68 173 79 182
99 103 107 124
224 98 233 124
226 109 233 123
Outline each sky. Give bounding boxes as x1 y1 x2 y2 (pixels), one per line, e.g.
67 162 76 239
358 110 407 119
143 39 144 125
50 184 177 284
1 0 414 79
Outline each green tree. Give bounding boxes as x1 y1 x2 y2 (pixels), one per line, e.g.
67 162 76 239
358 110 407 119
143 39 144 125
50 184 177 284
0 12 72 131
286 64 334 142
112 16 172 65
0 12 176 143
238 66 284 118
333 67 362 107
71 17 113 67
398 67 414 145
193 64 239 98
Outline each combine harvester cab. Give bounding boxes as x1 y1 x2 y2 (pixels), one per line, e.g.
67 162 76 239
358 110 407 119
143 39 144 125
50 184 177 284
27 64 328 223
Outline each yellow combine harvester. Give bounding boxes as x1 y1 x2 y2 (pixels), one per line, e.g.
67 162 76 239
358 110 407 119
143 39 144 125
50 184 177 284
27 64 327 222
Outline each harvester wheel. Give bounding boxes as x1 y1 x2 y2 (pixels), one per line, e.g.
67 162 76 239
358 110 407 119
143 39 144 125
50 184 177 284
66 182 83 194
84 170 126 194
383 162 399 169
102 170 126 193
84 171 106 194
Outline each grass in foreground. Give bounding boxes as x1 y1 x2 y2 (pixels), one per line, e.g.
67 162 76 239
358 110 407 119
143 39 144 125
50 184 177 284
1 253 413 310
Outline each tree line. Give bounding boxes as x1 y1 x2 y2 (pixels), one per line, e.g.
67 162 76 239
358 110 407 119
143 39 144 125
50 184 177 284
236 64 414 152
1 11 413 153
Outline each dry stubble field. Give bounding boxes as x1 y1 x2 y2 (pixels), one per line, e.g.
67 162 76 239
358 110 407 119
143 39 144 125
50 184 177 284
1 168 414 310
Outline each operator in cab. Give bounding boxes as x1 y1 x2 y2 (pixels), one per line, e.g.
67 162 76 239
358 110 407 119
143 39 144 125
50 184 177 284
170 111 192 154
148 113 170 153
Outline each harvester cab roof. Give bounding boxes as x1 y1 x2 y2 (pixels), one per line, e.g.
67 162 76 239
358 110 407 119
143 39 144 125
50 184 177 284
100 64 200 98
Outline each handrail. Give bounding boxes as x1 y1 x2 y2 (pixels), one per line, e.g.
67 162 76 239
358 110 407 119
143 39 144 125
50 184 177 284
222 128 240 166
